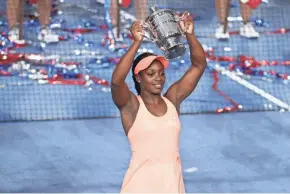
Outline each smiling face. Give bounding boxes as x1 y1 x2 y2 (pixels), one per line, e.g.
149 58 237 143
135 60 166 95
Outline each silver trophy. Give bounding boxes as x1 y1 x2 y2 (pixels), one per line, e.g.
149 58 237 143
142 6 187 60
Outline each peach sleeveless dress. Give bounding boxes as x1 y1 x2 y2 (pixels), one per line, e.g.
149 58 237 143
120 95 185 193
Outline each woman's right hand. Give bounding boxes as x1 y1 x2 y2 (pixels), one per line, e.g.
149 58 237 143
129 20 144 42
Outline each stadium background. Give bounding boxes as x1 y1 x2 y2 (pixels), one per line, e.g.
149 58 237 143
0 0 290 192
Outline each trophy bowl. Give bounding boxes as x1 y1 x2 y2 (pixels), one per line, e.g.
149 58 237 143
142 6 187 60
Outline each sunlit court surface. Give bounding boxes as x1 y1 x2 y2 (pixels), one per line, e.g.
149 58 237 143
0 0 290 192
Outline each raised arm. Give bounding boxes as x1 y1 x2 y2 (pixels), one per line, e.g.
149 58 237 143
165 12 207 110
111 21 143 109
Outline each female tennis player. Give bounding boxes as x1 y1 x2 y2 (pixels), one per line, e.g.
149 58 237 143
111 11 207 193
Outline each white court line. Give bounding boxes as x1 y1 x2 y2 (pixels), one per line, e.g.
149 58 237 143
211 64 290 111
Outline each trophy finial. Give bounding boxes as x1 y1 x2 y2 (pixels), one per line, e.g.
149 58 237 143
149 6 158 13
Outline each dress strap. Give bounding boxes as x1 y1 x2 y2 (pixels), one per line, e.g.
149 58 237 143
136 95 144 105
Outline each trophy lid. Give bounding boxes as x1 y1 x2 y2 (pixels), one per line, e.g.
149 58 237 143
146 6 174 22
149 6 159 13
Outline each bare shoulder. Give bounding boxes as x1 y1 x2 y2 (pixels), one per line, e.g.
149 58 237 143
164 91 180 114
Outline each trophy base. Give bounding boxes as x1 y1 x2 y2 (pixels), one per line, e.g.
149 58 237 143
164 44 187 60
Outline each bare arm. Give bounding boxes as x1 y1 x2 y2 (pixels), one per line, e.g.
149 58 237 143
165 13 207 109
111 21 143 109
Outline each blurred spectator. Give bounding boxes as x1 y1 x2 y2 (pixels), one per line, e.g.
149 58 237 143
7 0 59 44
109 0 148 40
215 0 260 39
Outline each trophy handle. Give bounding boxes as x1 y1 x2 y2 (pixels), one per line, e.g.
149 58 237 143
174 12 190 37
141 21 158 43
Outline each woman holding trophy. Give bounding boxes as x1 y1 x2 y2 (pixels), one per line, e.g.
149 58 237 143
111 7 207 193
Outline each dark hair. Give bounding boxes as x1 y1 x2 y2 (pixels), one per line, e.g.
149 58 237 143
132 52 156 95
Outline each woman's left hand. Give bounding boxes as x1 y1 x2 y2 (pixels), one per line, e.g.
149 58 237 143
178 11 194 35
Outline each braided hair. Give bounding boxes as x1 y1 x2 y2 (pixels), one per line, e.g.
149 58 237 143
132 52 156 95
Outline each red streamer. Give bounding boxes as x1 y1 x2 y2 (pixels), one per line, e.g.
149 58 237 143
47 79 86 85
45 75 109 87
0 70 11 76
212 70 240 113
0 53 25 64
206 47 290 113
0 53 110 87
62 28 95 34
